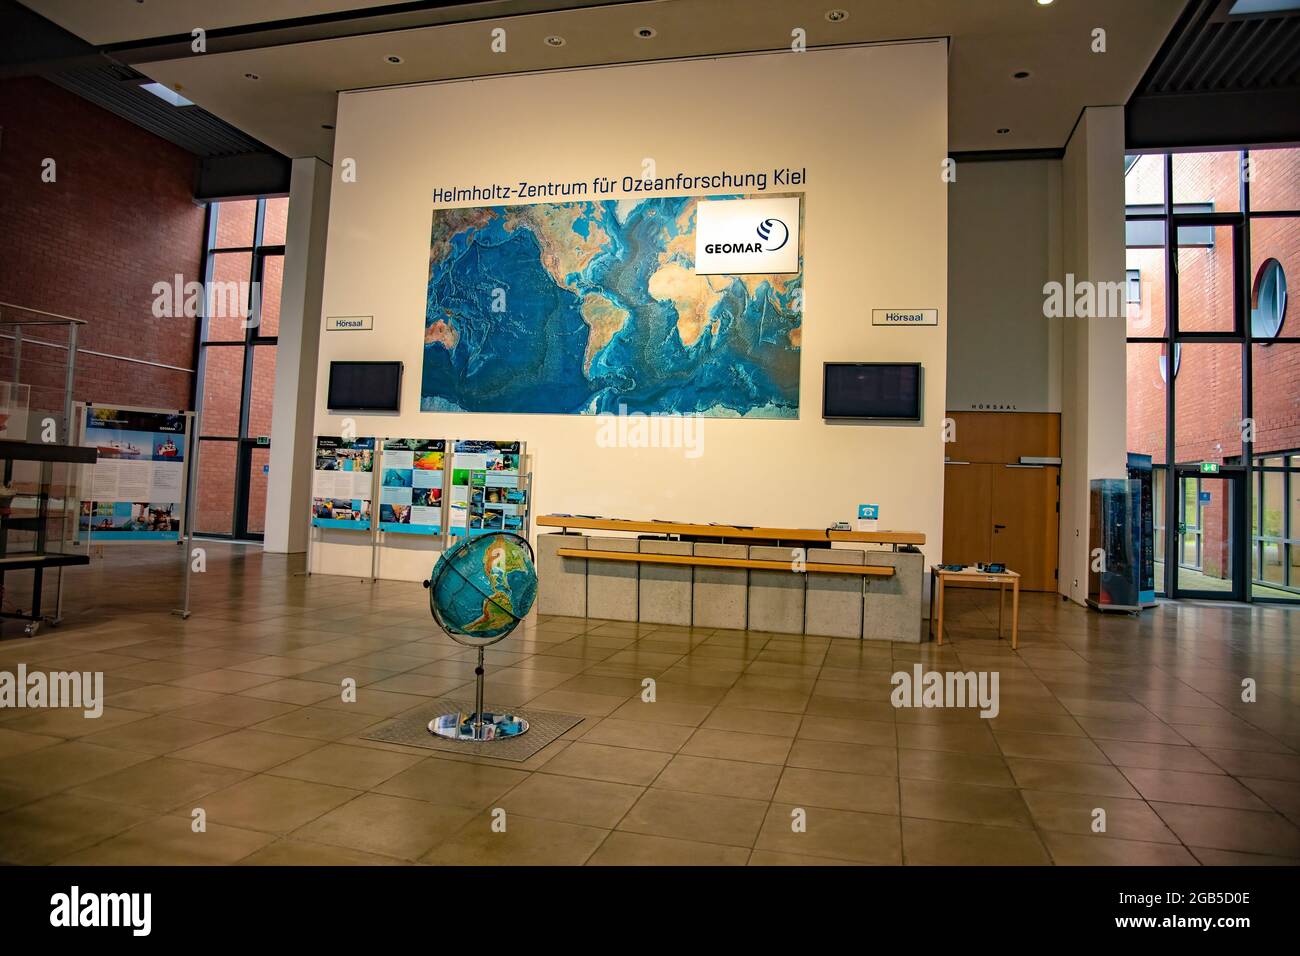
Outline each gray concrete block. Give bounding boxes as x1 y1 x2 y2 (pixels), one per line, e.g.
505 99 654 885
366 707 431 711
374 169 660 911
747 545 805 635
805 548 864 639
585 536 639 622
638 539 693 627
534 533 588 618
692 542 748 631
863 550 925 643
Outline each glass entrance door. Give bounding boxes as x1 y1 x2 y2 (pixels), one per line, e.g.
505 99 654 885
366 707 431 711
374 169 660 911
1172 470 1245 600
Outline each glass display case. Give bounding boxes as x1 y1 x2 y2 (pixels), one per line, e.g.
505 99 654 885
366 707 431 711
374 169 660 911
0 439 95 635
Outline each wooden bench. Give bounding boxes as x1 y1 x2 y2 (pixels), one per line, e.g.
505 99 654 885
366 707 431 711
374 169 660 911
555 547 895 577
538 515 925 548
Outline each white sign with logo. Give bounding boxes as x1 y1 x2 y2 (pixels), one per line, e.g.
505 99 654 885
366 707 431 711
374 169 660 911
695 197 801 276
872 309 938 327
326 315 373 331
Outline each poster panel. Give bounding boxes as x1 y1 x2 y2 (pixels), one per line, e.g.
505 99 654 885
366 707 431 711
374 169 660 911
79 405 188 541
450 439 526 538
379 438 445 535
311 436 375 529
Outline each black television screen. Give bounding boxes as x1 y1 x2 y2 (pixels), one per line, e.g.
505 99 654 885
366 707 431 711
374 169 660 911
823 363 921 421
327 361 403 412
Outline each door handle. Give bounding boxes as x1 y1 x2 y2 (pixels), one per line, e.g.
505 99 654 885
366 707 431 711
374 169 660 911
993 524 1006 532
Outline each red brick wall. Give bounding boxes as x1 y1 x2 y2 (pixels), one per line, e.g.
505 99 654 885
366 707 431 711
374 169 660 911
0 77 204 420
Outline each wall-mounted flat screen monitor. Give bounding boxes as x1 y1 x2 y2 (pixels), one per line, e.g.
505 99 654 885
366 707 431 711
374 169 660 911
327 361 403 412
823 362 922 421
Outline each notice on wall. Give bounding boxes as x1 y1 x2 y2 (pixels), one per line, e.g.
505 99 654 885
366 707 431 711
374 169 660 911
450 439 526 537
379 438 445 535
80 406 188 541
311 436 375 529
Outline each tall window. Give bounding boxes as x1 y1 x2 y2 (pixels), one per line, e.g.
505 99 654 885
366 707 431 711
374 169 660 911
1125 148 1299 601
193 197 287 539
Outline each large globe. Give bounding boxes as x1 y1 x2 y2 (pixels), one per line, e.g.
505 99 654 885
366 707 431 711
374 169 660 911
425 532 538 647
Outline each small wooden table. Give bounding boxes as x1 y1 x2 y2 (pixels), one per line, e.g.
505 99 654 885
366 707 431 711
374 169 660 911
929 566 1021 649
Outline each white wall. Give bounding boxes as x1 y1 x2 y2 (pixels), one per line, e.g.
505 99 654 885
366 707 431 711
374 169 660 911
947 159 1062 414
313 42 949 581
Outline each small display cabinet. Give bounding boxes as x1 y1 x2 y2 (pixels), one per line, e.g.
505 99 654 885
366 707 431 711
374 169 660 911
0 438 95 635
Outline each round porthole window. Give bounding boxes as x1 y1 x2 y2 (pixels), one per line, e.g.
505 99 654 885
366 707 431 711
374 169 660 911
1252 257 1287 340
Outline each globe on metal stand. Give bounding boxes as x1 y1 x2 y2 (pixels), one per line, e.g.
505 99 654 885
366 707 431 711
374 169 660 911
421 531 538 742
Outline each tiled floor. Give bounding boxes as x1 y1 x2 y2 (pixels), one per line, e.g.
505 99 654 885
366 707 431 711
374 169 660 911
0 542 1297 865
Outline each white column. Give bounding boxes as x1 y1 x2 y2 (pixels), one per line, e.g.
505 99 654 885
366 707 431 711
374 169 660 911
264 157 331 553
1057 106 1128 604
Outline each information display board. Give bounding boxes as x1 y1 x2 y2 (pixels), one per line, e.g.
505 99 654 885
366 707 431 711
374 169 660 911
379 438 446 535
311 436 375 529
449 439 527 537
79 405 189 541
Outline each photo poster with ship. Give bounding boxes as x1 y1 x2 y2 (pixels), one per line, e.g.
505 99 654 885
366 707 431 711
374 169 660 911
379 438 446 535
449 439 526 538
78 405 189 541
311 436 375 530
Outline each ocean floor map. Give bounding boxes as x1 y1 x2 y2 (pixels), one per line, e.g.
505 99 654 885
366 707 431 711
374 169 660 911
421 195 802 417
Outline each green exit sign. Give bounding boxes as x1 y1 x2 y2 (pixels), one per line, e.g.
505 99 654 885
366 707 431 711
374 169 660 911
1200 461 1219 474
255 436 270 447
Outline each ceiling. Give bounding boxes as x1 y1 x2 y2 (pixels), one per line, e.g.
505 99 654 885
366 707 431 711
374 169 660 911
17 0 1188 161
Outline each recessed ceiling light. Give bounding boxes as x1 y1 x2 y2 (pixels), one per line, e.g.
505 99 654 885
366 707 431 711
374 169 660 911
244 73 259 80
1013 70 1031 80
140 81 193 107
825 8 849 22
634 27 657 39
1036 0 1054 5
545 35 566 47
996 128 1011 135
384 55 403 64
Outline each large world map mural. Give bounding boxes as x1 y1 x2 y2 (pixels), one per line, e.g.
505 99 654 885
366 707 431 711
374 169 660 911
420 195 802 417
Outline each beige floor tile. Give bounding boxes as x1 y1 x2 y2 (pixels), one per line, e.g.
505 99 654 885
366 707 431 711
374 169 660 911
239 839 405 865
994 730 1109 764
653 754 782 800
268 742 422 789
747 849 861 865
0 741 153 796
1200 748 1300 781
786 739 898 777
900 778 1032 829
0 727 63 759
541 742 671 786
1119 767 1271 810
375 757 528 808
107 685 224 714
498 772 641 828
1240 776 1300 816
618 788 767 847
896 722 1000 755
423 813 608 865
1020 789 1182 843
1096 739 1224 774
1006 758 1141 798
171 729 325 772
1151 802 1300 857
0 794 155 864
200 774 360 832
681 727 793 765
755 803 901 864
901 817 1050 865
776 767 900 815
608 700 713 727
798 716 897 747
81 715 233 755
898 748 1016 788
294 792 474 860
70 757 249 810
168 695 300 727
1042 831 1199 866
1188 846 1300 866
57 814 275 865
580 717 695 753
251 706 383 741
168 669 279 693
239 678 339 706
2 706 152 739
589 831 749 866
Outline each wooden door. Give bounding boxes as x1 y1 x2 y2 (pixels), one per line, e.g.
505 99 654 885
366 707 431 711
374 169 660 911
990 465 1059 591
943 462 994 567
